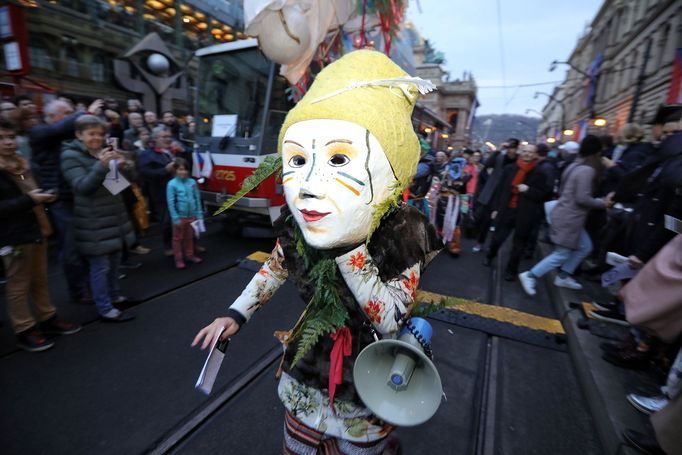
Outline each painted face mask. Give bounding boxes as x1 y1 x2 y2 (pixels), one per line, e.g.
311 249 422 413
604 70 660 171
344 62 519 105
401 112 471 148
282 119 397 249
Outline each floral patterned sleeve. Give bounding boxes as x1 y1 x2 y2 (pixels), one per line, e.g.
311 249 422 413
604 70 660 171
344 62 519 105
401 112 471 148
335 245 420 336
229 240 288 323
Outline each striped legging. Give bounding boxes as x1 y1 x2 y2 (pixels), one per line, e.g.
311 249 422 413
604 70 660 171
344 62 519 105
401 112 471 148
282 411 392 455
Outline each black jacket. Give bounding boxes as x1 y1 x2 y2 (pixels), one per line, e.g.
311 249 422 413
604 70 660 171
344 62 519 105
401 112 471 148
601 142 653 195
492 162 552 211
477 150 516 206
0 171 43 246
491 160 553 233
615 133 682 261
29 112 85 202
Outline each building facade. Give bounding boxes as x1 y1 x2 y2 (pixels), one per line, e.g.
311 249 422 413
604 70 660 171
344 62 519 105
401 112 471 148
537 0 682 141
408 23 478 150
1 0 245 112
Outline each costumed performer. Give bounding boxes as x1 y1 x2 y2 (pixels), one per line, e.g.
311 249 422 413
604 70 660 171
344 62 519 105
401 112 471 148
193 49 441 455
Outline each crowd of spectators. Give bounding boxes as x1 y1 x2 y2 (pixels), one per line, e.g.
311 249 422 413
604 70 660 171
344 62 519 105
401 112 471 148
0 95 200 353
1 91 680 453
407 104 682 454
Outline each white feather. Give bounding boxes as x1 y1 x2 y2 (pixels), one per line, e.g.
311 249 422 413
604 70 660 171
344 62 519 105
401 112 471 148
311 76 437 104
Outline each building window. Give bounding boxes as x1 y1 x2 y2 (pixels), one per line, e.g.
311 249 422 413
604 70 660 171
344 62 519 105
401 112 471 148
28 39 54 70
656 23 672 69
622 6 632 36
66 48 80 78
92 54 106 82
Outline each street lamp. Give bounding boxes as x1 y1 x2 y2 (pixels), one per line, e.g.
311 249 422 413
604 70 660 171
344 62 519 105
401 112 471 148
549 60 590 78
546 137 556 144
563 129 575 137
525 108 542 116
593 117 607 127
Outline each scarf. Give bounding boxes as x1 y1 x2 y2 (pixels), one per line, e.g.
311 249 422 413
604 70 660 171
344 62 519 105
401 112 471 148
509 158 536 209
0 153 52 237
154 147 174 161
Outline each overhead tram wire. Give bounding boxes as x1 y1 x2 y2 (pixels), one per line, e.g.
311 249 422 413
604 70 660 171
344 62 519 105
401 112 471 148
496 0 507 112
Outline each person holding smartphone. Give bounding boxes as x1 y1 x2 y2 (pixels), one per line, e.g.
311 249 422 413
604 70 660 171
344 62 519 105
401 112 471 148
0 118 82 351
60 115 136 323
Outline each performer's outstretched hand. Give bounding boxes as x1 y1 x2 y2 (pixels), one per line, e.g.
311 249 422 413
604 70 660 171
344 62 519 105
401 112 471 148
192 317 239 350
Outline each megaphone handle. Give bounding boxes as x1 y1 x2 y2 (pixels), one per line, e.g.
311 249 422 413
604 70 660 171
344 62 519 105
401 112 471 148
404 319 433 359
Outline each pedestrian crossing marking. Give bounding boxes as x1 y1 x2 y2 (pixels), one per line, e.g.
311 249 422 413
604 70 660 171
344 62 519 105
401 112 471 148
417 290 565 335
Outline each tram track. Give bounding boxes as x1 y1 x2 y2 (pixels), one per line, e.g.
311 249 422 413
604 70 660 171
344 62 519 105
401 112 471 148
472 249 503 455
143 241 569 454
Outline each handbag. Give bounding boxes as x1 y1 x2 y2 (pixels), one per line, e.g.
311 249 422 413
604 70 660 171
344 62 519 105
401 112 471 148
131 184 150 231
622 234 682 342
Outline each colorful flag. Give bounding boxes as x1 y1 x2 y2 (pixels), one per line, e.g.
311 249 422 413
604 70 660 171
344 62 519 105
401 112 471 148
192 149 213 179
666 48 682 104
582 52 603 109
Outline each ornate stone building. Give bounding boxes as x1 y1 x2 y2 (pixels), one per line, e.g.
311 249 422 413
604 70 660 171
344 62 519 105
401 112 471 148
408 24 479 149
1 0 244 112
537 0 682 140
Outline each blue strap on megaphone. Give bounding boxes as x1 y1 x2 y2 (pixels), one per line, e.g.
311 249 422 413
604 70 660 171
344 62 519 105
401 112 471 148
401 317 433 359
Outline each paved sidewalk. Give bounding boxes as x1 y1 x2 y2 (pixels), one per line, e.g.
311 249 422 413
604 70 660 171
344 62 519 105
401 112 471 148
536 242 662 455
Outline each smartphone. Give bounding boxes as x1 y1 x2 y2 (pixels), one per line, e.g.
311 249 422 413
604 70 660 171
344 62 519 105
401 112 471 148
106 137 118 150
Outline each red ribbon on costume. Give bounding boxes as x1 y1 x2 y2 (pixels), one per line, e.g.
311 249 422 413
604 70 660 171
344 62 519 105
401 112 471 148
328 326 352 411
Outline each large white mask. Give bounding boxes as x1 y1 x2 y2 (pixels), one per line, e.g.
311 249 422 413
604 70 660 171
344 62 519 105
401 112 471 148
281 119 397 249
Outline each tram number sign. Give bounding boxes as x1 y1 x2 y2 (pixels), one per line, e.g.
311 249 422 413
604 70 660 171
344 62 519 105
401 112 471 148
215 170 236 181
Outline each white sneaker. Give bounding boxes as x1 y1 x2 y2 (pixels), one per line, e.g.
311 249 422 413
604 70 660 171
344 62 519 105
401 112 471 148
518 271 537 296
553 275 583 290
472 245 482 253
626 393 669 415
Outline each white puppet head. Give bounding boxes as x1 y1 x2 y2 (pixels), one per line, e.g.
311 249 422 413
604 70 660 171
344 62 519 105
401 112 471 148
277 50 434 249
282 119 396 249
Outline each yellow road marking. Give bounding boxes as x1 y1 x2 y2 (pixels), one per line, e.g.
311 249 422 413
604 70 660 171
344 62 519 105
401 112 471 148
241 255 565 335
417 290 565 335
581 301 598 318
246 251 271 263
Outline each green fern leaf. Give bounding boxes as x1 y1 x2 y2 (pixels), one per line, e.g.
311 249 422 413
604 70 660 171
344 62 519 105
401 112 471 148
214 155 282 215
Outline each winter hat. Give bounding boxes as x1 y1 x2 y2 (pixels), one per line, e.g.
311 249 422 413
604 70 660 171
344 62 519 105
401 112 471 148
558 141 580 154
278 50 434 189
579 135 603 157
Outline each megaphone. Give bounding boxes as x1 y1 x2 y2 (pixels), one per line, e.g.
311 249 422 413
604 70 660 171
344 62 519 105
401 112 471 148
353 318 443 427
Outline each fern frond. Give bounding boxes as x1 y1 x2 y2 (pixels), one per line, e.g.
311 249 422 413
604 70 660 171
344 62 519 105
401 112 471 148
288 224 350 366
292 319 335 366
214 155 282 215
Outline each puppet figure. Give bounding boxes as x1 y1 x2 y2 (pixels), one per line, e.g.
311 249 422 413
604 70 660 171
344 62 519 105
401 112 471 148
193 50 441 454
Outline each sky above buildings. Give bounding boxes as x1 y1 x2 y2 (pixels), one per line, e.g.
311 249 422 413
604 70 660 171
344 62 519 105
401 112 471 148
406 0 602 116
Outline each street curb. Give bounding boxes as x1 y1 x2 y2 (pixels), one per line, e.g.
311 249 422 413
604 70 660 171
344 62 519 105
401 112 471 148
538 242 643 455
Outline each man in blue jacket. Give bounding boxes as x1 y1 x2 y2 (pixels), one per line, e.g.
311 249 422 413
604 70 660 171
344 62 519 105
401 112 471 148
137 127 176 254
29 98 103 304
